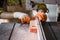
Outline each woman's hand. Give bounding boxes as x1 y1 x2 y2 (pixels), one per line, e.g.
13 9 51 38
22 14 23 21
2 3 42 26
18 15 30 24
33 13 47 21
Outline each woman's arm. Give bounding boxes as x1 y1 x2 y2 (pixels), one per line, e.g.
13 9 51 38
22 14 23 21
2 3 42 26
33 13 47 21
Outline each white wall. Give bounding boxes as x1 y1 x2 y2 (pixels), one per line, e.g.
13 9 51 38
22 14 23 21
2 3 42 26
46 4 58 22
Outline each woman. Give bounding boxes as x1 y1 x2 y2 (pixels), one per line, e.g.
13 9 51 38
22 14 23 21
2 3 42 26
33 3 49 21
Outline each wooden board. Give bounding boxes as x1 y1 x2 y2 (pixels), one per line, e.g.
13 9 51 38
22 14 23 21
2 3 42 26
0 23 14 40
11 23 38 40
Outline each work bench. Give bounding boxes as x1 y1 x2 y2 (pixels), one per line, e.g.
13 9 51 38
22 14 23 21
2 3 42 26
0 22 60 40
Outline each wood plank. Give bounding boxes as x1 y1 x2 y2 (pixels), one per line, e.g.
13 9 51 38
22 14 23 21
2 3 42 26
38 21 46 40
0 23 14 40
11 23 38 40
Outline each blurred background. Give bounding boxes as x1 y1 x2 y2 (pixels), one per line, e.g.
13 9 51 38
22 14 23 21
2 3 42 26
0 0 60 22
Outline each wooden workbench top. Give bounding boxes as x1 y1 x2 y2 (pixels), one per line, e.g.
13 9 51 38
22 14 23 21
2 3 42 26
10 23 38 40
0 22 60 40
0 23 14 40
